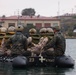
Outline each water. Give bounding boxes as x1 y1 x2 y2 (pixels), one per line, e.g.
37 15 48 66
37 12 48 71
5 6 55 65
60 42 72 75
0 39 76 75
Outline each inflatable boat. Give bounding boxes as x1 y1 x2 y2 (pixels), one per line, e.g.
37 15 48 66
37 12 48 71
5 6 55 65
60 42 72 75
0 54 75 68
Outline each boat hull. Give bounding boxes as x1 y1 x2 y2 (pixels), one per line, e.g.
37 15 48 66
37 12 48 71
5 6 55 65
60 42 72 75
0 55 75 68
12 55 75 68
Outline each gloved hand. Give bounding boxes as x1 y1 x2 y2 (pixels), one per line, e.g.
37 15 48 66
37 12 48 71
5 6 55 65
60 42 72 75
5 50 11 55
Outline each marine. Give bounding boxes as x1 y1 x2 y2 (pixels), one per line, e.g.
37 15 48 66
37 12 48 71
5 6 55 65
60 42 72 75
42 26 66 56
28 28 49 56
5 25 31 56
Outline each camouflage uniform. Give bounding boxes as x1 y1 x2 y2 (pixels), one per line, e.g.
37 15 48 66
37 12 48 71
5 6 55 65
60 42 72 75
28 37 48 56
42 31 66 56
5 31 31 56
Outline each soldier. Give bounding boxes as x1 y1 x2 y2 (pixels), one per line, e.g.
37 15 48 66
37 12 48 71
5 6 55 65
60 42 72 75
46 28 54 41
5 25 31 56
42 26 66 56
28 28 48 56
27 28 37 47
0 27 7 54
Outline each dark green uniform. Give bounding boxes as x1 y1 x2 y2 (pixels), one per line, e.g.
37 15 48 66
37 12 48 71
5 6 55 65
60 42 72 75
42 31 66 56
5 31 31 56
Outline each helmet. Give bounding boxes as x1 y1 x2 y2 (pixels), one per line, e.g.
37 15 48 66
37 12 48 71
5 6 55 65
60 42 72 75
8 26 15 32
39 28 47 33
29 28 36 34
0 27 7 33
46 28 54 33
53 26 60 31
16 25 24 31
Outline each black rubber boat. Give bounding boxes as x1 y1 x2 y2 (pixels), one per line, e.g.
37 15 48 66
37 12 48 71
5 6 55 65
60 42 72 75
0 54 75 68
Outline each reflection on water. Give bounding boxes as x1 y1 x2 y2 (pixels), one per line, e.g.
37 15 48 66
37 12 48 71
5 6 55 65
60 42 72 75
0 66 74 75
0 39 76 75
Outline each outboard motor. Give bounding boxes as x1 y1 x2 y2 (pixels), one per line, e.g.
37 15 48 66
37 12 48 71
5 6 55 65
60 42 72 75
12 56 28 68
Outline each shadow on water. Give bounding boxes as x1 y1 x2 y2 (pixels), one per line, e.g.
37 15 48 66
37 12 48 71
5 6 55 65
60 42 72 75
0 63 75 75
